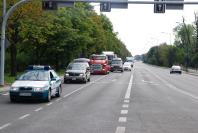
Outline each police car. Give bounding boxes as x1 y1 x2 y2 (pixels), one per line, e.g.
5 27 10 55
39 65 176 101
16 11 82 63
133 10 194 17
9 65 62 102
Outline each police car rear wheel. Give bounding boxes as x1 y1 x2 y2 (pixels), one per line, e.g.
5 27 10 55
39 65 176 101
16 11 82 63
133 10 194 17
46 90 51 102
56 86 61 97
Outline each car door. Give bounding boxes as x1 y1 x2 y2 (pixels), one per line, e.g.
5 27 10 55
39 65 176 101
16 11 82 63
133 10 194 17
49 71 57 95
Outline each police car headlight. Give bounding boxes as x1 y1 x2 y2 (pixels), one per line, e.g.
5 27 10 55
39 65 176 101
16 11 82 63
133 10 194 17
10 87 19 91
65 73 69 77
33 87 48 92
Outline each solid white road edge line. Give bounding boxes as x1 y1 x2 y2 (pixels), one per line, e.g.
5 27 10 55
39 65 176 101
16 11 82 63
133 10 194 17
125 72 134 99
146 68 198 100
0 123 11 130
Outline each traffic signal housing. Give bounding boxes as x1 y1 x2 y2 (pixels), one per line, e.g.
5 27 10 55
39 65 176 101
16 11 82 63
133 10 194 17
42 1 58 10
154 0 166 13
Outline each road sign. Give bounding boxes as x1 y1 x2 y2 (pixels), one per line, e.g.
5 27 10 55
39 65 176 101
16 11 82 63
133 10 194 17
100 2 111 12
42 1 58 10
166 0 184 10
111 3 128 9
154 0 165 13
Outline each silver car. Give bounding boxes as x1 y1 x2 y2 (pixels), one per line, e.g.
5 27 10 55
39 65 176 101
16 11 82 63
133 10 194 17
170 65 182 74
64 63 91 83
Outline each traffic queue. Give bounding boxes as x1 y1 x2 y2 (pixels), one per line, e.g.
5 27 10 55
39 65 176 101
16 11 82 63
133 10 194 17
9 52 134 103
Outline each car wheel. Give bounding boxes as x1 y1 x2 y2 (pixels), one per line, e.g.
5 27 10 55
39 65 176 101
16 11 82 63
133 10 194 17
64 80 69 84
83 77 87 83
88 77 90 82
10 96 16 103
56 86 62 97
46 90 51 102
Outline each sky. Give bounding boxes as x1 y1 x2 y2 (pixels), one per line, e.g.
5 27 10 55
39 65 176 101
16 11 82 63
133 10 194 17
93 1 198 55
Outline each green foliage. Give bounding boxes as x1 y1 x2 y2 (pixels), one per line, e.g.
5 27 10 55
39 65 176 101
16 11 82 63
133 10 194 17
2 1 131 75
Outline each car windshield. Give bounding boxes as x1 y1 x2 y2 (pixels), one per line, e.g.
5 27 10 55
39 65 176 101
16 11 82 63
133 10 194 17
67 64 86 70
112 60 122 64
91 56 106 60
18 70 49 81
124 63 131 66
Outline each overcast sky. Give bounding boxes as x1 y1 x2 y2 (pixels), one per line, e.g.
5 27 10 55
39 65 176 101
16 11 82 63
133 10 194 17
94 1 198 55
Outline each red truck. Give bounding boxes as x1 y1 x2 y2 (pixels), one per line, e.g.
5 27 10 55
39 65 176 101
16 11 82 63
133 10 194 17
89 54 110 75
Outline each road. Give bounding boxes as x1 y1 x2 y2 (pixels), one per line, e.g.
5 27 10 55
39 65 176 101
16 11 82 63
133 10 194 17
0 62 198 133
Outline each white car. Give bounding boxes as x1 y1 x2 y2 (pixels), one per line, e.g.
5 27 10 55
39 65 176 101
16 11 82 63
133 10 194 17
170 65 182 74
123 62 132 71
9 66 62 102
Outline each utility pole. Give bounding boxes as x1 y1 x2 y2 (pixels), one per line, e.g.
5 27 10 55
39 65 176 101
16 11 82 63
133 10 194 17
182 17 191 72
0 0 7 86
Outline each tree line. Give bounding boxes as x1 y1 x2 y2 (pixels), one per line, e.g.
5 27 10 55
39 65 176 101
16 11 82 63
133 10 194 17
0 0 131 76
143 17 198 69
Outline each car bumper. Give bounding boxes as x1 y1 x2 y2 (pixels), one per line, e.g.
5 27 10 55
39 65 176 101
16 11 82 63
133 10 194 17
91 70 107 74
64 76 86 82
170 70 182 73
9 90 49 100
111 67 123 71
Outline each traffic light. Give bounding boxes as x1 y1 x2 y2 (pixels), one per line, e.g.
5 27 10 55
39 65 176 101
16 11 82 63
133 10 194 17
154 0 165 13
100 2 111 12
42 1 57 10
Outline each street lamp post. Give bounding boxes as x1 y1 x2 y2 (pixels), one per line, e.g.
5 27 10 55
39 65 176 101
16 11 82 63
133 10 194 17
0 0 30 86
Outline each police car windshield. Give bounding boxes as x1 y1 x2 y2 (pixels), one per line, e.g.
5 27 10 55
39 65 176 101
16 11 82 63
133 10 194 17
18 70 49 81
68 64 86 70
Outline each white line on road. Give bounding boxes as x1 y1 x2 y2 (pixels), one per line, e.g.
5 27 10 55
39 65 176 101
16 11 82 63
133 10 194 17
118 117 127 122
146 68 198 101
55 98 62 102
122 104 129 108
63 75 108 99
125 72 134 99
0 123 11 130
18 114 30 120
115 126 125 133
124 99 129 103
34 107 43 112
121 110 128 114
46 102 53 106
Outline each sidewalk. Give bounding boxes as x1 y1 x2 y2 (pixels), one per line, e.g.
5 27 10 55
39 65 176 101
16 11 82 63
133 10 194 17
0 85 10 93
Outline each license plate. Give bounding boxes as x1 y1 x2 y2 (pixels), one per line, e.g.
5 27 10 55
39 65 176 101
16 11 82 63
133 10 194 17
19 93 32 96
72 78 76 80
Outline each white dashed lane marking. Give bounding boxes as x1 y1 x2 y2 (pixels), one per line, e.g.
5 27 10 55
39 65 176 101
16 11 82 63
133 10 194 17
122 104 129 108
55 98 62 102
46 102 53 106
115 127 126 133
124 100 129 103
18 114 30 120
0 123 11 130
118 117 127 123
121 110 128 115
34 107 43 112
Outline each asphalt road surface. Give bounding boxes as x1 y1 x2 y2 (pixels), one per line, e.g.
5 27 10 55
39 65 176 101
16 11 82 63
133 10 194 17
0 62 198 133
